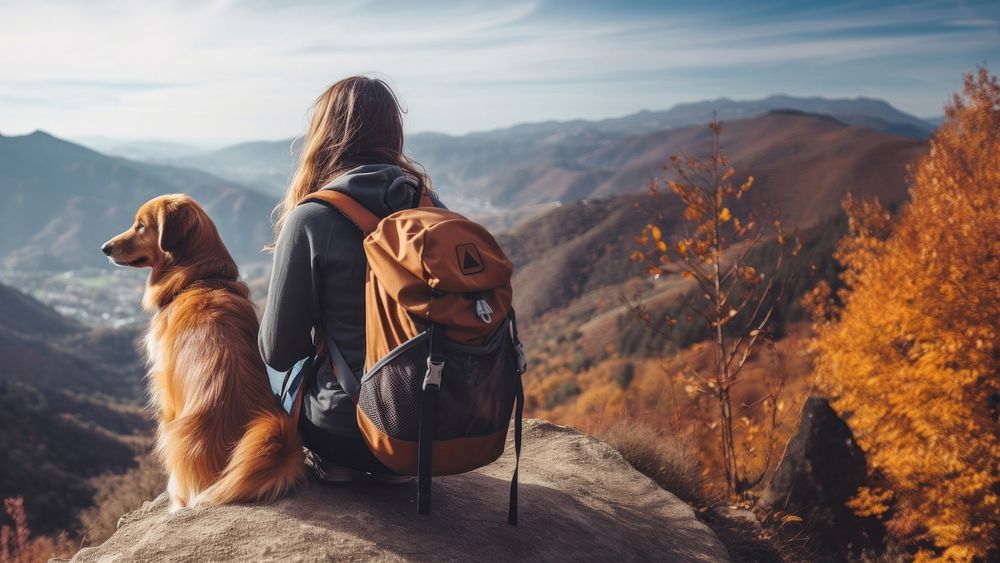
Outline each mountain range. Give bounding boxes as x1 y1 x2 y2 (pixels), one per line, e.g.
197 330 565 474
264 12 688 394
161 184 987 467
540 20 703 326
2 96 930 284
0 132 276 270
76 94 937 204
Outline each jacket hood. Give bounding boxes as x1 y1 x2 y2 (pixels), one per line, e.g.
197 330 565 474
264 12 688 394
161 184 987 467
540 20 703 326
320 164 422 219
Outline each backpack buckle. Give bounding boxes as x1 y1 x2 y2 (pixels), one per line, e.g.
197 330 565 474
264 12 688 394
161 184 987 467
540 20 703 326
514 342 528 375
423 358 445 390
475 298 493 324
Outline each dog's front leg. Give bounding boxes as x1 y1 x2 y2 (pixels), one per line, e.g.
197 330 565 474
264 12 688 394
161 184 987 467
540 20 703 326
167 472 188 512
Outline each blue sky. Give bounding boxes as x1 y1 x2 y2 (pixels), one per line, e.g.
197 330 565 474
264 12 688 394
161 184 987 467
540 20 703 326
0 0 997 144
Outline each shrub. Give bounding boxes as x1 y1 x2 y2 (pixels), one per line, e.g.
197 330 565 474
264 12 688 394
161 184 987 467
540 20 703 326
79 454 166 546
0 497 76 563
613 362 634 389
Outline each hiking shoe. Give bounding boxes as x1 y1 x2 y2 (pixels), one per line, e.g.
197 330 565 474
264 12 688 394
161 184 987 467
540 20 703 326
371 473 415 485
304 448 355 484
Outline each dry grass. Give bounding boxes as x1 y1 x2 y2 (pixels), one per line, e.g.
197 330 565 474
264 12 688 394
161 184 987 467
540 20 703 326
601 420 706 506
79 454 166 546
601 421 811 562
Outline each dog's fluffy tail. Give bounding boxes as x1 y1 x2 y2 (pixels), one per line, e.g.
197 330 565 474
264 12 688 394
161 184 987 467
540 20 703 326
194 409 304 506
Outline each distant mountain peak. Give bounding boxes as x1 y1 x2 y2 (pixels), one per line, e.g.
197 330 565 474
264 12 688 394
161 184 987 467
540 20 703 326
765 108 847 127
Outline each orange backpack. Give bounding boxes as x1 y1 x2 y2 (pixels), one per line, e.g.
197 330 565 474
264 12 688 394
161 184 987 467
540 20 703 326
301 189 526 525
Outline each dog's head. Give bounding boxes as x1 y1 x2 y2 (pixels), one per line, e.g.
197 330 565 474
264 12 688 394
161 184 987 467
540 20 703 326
101 194 221 269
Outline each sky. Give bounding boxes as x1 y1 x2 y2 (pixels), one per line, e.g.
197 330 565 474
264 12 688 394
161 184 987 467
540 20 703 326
0 0 998 145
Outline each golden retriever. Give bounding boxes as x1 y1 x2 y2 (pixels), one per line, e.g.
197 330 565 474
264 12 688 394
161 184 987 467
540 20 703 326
101 193 303 509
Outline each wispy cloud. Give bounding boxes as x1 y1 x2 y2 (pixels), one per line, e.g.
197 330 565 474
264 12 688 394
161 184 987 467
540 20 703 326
0 0 996 142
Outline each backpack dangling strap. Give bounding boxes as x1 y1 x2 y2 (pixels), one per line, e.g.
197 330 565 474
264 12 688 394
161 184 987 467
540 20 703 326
418 322 446 515
508 363 524 526
508 309 525 526
303 190 380 235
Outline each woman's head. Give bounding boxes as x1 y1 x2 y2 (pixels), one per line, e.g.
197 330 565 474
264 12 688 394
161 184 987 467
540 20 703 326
271 76 427 246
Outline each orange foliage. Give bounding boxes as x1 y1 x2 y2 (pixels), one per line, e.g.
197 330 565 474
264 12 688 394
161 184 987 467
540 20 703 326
524 332 814 494
0 498 76 563
810 69 1000 561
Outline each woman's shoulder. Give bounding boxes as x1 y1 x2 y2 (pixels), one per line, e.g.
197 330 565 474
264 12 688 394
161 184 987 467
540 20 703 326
284 197 350 232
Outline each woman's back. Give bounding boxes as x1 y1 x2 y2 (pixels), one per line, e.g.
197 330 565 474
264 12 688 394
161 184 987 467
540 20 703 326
260 164 430 437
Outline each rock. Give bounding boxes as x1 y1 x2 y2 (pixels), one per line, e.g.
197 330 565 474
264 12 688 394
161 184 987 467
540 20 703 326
68 420 730 562
761 397 885 560
715 507 762 533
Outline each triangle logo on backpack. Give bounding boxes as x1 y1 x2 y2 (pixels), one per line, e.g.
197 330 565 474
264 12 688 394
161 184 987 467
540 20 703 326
456 243 485 275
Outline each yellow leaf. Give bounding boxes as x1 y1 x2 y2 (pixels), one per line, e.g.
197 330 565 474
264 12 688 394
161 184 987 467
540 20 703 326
719 208 732 222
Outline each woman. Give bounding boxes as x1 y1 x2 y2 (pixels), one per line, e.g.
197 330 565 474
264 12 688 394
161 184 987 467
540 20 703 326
260 76 438 482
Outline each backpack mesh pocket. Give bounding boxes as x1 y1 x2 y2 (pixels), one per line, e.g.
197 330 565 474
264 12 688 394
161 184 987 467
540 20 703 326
358 322 517 443
357 339 426 441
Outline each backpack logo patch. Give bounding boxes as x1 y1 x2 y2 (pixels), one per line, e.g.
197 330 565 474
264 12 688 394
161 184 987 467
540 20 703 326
456 243 484 275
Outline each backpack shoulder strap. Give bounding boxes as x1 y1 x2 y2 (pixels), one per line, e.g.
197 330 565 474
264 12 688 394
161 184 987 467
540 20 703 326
298 189 375 401
302 190 380 235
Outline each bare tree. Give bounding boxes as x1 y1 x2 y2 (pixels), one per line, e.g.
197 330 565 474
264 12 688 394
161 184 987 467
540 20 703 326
628 120 801 498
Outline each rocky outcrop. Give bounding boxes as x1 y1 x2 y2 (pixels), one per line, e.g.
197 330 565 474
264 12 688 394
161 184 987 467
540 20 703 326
68 420 729 562
762 397 885 560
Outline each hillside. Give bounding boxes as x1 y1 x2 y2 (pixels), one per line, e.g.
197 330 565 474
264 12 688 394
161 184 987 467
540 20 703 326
421 110 924 209
499 112 924 322
68 420 730 563
0 282 149 534
0 131 276 271
0 282 82 337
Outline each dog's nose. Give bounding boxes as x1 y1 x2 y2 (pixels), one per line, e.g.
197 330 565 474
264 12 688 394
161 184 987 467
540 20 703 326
101 242 113 256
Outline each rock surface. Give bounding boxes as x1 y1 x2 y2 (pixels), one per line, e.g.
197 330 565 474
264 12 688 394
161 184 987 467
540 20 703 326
762 396 885 559
68 420 729 562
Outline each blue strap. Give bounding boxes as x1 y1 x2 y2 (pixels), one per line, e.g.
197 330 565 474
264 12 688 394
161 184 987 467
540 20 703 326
321 327 362 401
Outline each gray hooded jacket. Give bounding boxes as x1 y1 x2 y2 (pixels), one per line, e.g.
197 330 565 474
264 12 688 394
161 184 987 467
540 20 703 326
259 164 440 437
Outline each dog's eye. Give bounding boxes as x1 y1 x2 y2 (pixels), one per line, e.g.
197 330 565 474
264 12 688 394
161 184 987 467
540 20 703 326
135 222 145 232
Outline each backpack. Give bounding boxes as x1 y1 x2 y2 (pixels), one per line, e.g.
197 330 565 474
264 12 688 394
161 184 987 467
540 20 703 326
300 188 527 525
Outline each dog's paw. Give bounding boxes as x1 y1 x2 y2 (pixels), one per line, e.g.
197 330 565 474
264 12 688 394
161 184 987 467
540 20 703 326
187 495 203 509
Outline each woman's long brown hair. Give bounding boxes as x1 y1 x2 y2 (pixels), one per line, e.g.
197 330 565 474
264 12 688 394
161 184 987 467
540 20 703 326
268 76 428 249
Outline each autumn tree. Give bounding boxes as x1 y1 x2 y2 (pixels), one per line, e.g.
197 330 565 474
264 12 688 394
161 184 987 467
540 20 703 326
808 69 1000 561
630 121 801 498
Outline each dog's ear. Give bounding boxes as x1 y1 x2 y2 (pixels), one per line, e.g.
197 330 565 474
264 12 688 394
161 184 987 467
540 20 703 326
158 200 200 253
